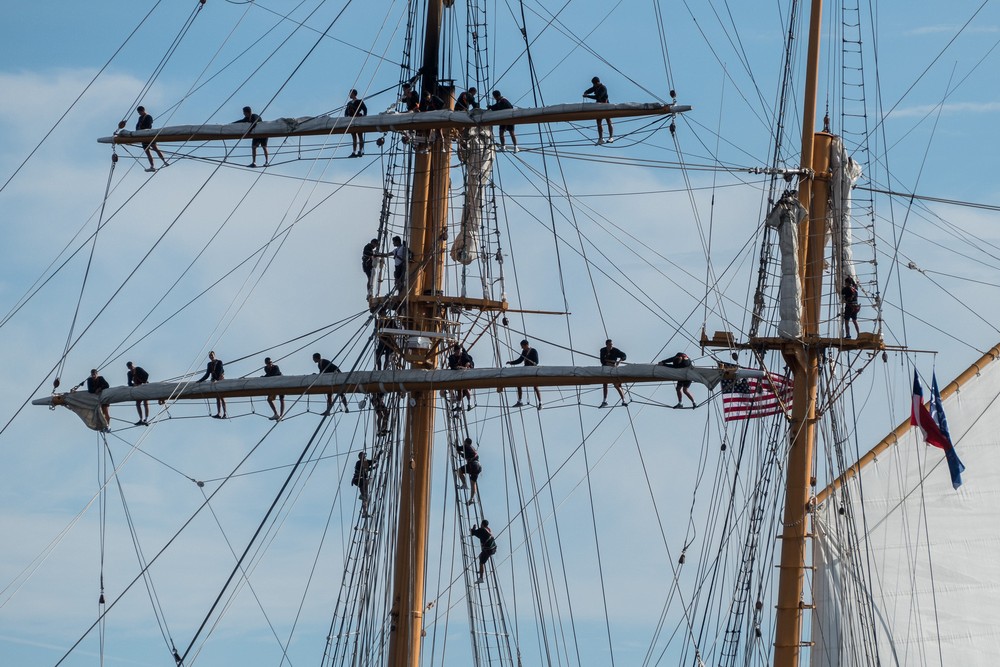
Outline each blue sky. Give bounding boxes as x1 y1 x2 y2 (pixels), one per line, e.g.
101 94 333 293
1 1 999 665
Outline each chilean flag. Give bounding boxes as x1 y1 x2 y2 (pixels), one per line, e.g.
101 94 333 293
911 370 965 489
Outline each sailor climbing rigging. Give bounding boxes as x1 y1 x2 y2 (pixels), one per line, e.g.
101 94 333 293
352 450 378 517
456 437 482 506
470 520 497 585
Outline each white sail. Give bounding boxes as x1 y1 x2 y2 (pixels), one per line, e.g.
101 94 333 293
812 352 1000 665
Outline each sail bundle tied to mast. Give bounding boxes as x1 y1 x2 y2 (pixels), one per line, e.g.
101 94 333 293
765 192 807 339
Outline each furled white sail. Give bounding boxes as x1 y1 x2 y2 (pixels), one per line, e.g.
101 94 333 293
764 192 806 338
812 352 1000 666
829 136 862 286
98 103 689 145
35 364 761 430
451 127 494 264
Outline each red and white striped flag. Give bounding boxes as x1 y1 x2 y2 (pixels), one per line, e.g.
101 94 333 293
721 374 793 421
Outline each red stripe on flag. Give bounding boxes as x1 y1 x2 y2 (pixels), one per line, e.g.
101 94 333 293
723 375 793 422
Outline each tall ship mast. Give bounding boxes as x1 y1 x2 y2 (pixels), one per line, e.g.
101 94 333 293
3 1 1000 666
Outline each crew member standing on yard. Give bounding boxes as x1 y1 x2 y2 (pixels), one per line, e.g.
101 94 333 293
76 369 112 431
345 89 368 157
842 276 861 339
454 87 479 111
506 339 542 409
599 339 628 407
582 77 614 145
262 357 285 421
456 437 482 505
447 343 476 411
659 352 696 408
197 351 227 419
386 236 409 293
362 238 379 297
136 106 168 172
352 450 378 517
313 353 348 415
471 520 497 584
126 361 150 426
236 106 269 168
420 90 446 112
400 82 420 112
488 91 517 152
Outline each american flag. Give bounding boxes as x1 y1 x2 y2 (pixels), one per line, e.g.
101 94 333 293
721 374 793 421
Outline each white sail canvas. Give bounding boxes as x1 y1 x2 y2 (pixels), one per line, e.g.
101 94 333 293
813 354 1000 666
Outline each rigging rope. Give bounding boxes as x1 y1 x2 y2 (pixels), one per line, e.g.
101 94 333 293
53 159 117 390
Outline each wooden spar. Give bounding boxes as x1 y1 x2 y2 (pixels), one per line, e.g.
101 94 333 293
387 0 445 663
97 103 690 145
815 342 1000 505
32 365 744 408
774 1 825 665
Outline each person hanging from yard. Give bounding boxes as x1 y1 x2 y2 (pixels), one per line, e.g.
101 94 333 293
352 450 379 517
262 357 285 421
197 351 227 419
362 238 379 298
135 106 168 172
75 369 112 431
447 342 476 411
456 437 482 506
658 352 696 408
599 339 628 407
842 276 861 339
470 519 497 584
582 76 614 145
236 105 269 168
126 361 150 426
313 352 349 415
506 339 542 409
344 89 368 157
488 90 517 152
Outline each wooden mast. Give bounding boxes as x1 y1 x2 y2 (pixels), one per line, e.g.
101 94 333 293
773 1 825 665
386 0 447 664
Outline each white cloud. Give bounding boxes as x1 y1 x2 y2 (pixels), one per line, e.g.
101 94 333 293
888 100 1000 118
907 24 1000 36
